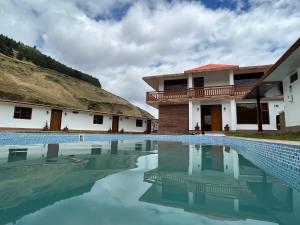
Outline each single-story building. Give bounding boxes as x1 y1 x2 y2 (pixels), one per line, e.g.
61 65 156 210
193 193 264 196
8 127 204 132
245 37 300 131
0 54 154 133
0 99 153 133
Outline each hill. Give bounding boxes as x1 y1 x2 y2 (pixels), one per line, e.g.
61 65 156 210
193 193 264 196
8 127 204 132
0 34 100 87
0 54 153 119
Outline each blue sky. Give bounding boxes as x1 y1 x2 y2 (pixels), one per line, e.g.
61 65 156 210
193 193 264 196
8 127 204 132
0 0 299 117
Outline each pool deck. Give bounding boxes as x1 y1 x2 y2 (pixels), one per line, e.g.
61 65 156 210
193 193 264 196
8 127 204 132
228 136 300 146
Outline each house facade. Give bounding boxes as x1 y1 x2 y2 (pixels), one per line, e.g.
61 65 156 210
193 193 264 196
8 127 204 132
143 64 284 133
246 38 300 131
0 100 153 133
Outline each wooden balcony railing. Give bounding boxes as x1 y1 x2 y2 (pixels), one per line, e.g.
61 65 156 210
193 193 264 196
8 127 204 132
146 85 253 102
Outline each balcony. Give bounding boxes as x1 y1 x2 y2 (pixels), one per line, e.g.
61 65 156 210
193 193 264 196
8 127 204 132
146 85 253 104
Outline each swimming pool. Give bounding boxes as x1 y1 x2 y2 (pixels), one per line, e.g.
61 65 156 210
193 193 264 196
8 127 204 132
0 133 300 225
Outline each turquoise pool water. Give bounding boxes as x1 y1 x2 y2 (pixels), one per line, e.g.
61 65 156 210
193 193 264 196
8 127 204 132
0 139 299 225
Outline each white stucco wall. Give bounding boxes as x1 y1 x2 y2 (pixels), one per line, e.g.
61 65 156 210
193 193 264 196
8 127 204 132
191 101 231 131
188 99 284 131
222 101 231 130
191 102 201 129
0 102 51 129
235 100 284 131
118 116 148 132
282 68 300 127
159 71 230 90
61 110 111 131
202 71 230 87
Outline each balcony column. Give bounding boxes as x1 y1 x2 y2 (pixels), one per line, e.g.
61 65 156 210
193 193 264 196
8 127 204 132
158 79 164 91
230 100 237 131
229 70 234 85
232 150 239 179
188 74 193 88
189 101 193 131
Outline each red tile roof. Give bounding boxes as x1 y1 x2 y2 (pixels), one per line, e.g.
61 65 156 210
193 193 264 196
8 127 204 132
184 64 239 73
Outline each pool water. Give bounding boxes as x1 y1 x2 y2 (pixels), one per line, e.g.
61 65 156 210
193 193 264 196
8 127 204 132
0 139 299 225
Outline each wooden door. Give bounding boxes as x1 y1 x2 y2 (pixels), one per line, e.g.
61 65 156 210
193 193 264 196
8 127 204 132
146 120 152 134
112 116 119 133
211 105 222 131
50 109 62 131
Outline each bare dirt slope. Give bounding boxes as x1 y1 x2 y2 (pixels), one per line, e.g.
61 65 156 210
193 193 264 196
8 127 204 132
0 54 152 118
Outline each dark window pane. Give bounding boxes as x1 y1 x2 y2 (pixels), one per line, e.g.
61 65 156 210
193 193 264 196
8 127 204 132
93 115 103 124
13 107 32 120
136 119 143 127
234 73 263 86
261 103 270 124
290 72 298 84
164 79 187 91
236 103 269 124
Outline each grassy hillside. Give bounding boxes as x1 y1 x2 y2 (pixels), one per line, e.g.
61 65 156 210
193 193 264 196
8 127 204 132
0 54 153 118
0 34 101 87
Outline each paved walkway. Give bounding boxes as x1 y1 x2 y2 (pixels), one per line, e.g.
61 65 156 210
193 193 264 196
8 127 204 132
228 136 300 146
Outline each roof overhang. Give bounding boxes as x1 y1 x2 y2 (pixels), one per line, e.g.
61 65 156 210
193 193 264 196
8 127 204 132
263 37 300 82
245 37 300 99
245 81 282 99
234 65 272 75
143 73 185 90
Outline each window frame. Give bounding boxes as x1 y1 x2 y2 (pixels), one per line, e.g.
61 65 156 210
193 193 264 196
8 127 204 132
93 115 103 124
13 106 32 120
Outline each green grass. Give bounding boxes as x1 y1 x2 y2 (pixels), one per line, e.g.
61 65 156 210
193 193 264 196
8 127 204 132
227 132 300 141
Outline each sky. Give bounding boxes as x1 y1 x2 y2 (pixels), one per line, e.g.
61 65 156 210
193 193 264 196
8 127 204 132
0 0 300 117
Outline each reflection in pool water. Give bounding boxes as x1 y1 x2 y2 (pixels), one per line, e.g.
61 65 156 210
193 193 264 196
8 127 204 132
0 140 299 225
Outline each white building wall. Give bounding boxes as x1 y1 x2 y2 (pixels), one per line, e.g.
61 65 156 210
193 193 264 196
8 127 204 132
283 67 300 127
192 102 201 129
118 116 148 132
230 100 237 131
222 101 231 130
158 79 164 91
191 101 231 131
0 102 51 129
0 102 149 132
188 99 283 131
61 110 111 131
159 71 231 90
203 71 230 87
235 100 284 131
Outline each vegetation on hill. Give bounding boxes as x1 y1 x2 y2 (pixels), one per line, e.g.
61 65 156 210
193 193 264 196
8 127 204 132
0 54 153 119
0 34 101 87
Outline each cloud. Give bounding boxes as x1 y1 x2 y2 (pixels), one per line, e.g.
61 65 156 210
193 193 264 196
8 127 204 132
0 0 299 117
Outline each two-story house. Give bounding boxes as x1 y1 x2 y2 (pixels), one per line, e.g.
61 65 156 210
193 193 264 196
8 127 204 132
143 64 284 133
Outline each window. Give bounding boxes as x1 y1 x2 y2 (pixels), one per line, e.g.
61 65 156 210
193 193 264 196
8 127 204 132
164 79 187 91
136 119 143 127
234 73 263 86
290 72 298 84
93 115 103 124
13 107 32 120
236 103 269 124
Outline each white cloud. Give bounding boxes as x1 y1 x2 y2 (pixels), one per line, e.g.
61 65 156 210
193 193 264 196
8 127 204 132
0 0 300 117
